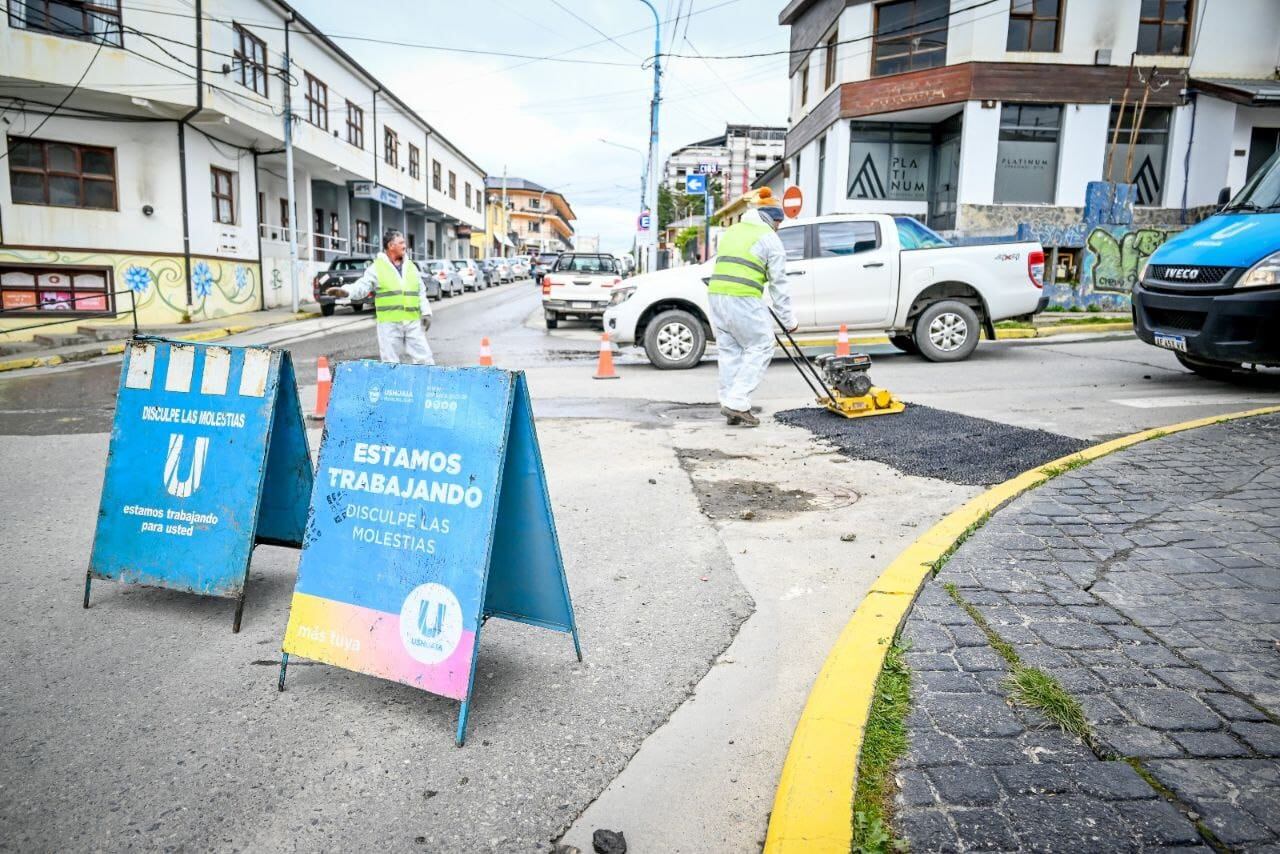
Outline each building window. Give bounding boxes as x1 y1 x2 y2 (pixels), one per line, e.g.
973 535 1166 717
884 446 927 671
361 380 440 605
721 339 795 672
793 155 801 187
1 265 113 315
1007 0 1062 51
384 127 399 167
305 73 328 130
409 144 420 179
464 182 472 207
8 0 123 46
800 64 809 107
8 137 117 210
432 160 442 191
816 137 827 216
528 197 541 209
329 212 339 239
355 219 369 250
823 30 838 90
211 167 236 224
529 221 541 233
847 122 932 201
257 191 264 226
1138 0 1191 55
346 101 364 148
1107 106 1171 205
994 104 1062 204
234 24 268 98
279 198 290 230
872 0 949 77
448 171 456 199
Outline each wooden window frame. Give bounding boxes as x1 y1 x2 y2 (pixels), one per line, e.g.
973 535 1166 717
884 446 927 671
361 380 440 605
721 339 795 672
355 219 370 250
234 24 268 98
800 64 809 106
211 166 236 225
304 72 328 130
448 171 457 199
432 159 442 191
0 263 116 317
12 0 124 47
384 126 399 168
1007 0 1063 52
8 136 118 210
1138 0 1192 56
409 144 420 179
871 0 950 78
345 101 364 148
823 30 838 90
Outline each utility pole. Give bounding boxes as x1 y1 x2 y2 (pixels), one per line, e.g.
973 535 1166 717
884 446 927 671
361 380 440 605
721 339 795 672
501 165 509 258
283 16 300 313
637 0 661 273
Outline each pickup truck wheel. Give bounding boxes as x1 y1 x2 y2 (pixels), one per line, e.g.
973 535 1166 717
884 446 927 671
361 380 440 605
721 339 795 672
915 300 980 362
889 334 919 354
644 309 706 370
544 311 559 330
350 302 366 314
320 302 335 317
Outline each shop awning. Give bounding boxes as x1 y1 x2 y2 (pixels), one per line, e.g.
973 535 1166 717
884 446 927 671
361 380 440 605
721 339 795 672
496 234 515 249
1191 77 1280 106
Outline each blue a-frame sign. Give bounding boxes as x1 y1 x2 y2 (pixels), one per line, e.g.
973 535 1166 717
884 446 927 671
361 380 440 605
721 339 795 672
86 337 313 631
280 362 581 745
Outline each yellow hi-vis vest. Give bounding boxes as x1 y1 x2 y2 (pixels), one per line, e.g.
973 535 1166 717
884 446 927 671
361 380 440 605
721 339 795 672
708 219 771 297
372 254 423 323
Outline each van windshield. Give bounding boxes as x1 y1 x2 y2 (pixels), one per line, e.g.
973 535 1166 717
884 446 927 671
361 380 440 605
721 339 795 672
1226 149 1280 211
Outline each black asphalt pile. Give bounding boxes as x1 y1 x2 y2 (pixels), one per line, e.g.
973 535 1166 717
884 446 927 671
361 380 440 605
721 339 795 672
775 403 1088 485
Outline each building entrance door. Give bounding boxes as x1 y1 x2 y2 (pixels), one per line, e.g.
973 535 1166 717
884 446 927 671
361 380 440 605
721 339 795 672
928 115 961 231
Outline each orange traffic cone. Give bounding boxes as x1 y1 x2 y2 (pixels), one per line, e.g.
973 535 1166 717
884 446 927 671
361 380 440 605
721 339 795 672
593 333 619 380
313 355 332 420
836 323 851 357
478 337 493 367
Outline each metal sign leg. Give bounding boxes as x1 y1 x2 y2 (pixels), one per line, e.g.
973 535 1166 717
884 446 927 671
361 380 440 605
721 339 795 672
456 698 472 748
277 652 289 692
571 627 583 663
82 572 92 609
232 591 247 634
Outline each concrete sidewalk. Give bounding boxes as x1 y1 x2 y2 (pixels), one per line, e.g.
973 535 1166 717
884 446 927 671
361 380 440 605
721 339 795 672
0 305 321 372
896 413 1280 851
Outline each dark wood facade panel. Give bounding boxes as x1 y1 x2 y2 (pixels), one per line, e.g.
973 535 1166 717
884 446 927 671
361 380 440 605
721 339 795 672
785 86 843 157
841 62 974 118
787 0 851 77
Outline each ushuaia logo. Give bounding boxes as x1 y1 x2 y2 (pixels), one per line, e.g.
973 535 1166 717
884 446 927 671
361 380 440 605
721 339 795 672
399 583 463 664
368 384 382 405
164 433 209 498
849 153 886 200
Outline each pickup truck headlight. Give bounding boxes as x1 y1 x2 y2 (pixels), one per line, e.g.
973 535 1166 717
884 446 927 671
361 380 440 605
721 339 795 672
1238 250 1280 288
609 286 637 306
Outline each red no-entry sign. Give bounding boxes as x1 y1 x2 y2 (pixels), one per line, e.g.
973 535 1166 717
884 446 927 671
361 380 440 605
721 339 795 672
782 185 803 219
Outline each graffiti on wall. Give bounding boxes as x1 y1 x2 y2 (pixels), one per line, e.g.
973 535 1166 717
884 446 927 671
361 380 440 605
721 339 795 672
1042 225 1176 311
0 250 259 328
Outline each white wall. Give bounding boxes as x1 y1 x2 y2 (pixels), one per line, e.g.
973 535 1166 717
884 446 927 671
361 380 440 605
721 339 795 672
1167 95 1236 210
1190 0 1280 77
1227 105 1280 191
1056 104 1110 207
957 101 1000 206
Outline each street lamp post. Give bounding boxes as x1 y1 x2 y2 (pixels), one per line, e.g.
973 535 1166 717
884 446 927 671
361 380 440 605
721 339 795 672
636 0 661 273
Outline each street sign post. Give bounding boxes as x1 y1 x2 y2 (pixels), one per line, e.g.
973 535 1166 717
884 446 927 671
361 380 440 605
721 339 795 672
86 338 312 631
278 362 581 746
782 185 803 219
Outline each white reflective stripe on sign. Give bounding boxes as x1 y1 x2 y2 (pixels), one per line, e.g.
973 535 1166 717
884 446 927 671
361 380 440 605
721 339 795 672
124 342 155 389
164 345 195 393
200 347 231 395
239 348 271 397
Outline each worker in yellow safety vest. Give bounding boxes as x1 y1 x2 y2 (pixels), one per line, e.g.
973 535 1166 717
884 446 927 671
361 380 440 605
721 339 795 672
326 228 434 364
707 204 795 427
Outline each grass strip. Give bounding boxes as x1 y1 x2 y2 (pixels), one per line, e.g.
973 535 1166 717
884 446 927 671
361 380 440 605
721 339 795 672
850 641 911 854
929 512 989 576
1124 759 1232 854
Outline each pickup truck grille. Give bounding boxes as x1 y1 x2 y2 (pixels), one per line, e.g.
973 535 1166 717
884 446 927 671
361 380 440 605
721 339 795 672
1146 307 1206 332
1146 265 1233 285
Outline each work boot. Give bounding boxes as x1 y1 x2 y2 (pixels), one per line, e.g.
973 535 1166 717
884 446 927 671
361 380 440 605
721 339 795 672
721 406 759 427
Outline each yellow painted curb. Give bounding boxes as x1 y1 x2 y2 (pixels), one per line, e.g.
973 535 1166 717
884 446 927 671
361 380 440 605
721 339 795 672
763 403 1280 854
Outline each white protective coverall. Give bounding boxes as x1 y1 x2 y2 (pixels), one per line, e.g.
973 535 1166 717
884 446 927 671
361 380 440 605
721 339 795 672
708 208 794 412
343 253 435 365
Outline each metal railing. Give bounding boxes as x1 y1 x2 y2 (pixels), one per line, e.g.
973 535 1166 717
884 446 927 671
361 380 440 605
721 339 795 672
0 287 139 337
258 224 352 261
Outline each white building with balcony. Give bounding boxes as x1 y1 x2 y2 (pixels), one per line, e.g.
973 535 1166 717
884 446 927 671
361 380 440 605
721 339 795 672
0 0 486 334
780 0 1280 235
662 124 786 197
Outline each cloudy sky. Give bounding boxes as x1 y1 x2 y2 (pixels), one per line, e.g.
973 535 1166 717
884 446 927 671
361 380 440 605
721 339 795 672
295 0 790 252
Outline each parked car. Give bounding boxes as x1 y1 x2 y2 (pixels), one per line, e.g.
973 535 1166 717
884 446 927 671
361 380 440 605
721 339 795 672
615 254 636 278
453 259 485 291
1133 148 1280 380
541 253 623 329
313 256 377 316
425 260 464 298
533 252 560 285
604 214 1046 369
509 257 531 279
484 257 513 283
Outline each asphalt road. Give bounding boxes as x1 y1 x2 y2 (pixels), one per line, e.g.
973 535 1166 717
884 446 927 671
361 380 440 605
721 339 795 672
3 283 1279 852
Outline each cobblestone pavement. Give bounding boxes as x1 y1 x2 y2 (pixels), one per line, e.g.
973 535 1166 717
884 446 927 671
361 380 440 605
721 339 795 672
894 414 1280 852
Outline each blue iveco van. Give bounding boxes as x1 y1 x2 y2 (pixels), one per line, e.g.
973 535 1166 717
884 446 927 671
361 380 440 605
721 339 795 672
1133 149 1280 379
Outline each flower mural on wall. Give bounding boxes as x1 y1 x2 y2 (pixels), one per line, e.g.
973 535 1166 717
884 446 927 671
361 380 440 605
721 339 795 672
234 265 249 294
192 261 215 299
124 265 152 294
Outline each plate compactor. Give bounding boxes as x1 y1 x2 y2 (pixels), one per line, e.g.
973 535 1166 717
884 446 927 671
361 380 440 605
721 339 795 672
770 309 905 419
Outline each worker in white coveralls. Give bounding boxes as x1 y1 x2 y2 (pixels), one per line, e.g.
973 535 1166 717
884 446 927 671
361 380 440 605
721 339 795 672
707 202 794 427
325 228 434 364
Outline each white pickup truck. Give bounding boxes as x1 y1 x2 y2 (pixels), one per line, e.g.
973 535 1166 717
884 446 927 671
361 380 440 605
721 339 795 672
604 214 1047 369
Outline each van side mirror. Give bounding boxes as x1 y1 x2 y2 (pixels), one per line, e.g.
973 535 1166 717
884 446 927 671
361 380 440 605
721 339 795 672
1217 186 1232 207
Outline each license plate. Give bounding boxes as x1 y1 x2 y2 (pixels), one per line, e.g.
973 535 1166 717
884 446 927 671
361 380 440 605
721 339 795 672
572 301 595 309
1154 333 1187 352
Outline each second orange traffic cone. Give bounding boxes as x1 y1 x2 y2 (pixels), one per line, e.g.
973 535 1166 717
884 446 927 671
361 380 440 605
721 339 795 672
313 355 332 420
836 323 851 357
593 333 619 380
478 337 493 366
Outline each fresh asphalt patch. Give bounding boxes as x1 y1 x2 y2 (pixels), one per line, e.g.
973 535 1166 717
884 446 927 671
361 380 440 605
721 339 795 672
775 403 1089 485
